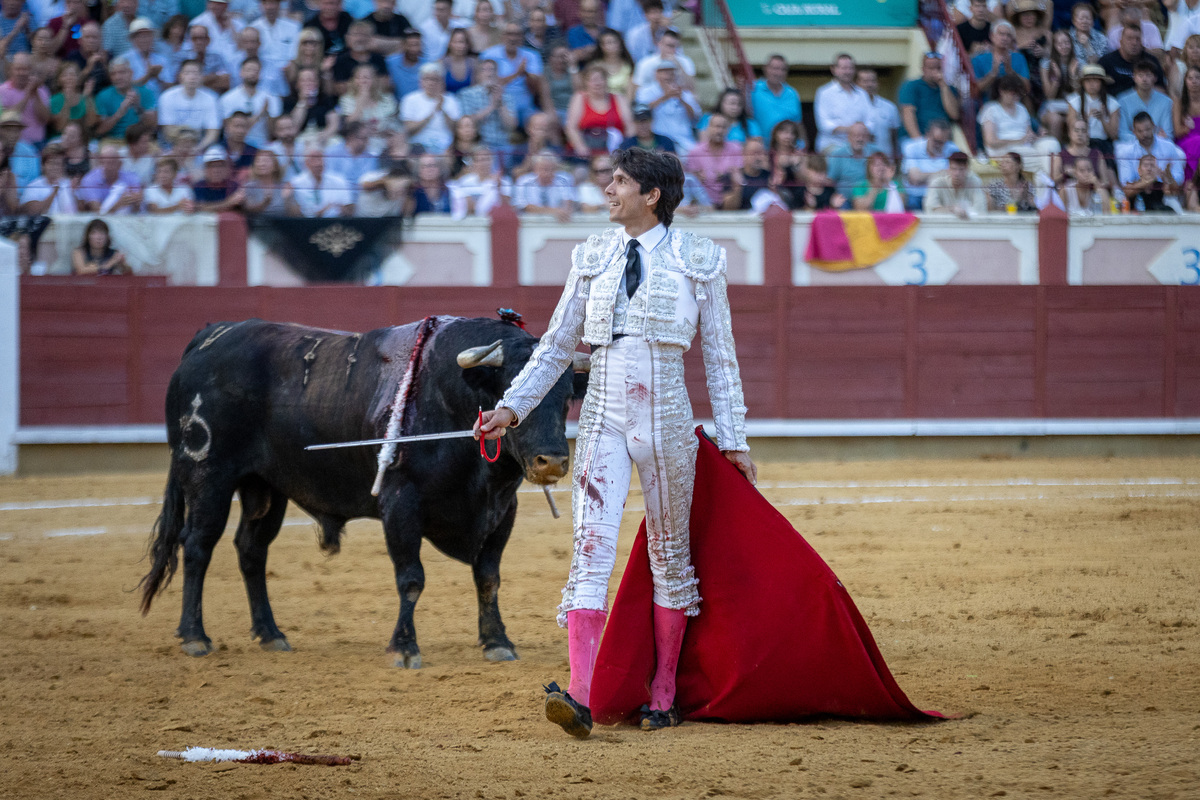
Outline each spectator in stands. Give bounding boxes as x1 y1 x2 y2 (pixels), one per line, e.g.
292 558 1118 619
420 0 466 61
386 28 426 101
589 27 635 99
857 68 899 158
751 55 802 151
635 58 699 151
183 24 231 94
574 151 610 212
457 57 518 152
1040 29 1077 142
1175 67 1200 182
442 27 474 94
851 151 905 211
480 22 545 125
565 63 632 157
283 66 340 141
902 118 958 209
265 114 305 179
401 62 461 153
221 57 282 149
19 143 79 215
768 118 804 174
362 0 411 55
524 8 558 62
102 0 138 59
156 15 189 86
794 153 843 210
979 73 1061 176
631 27 694 92
720 137 777 211
59 120 91 179
220 110 256 175
512 148 574 221
0 112 39 188
1123 152 1179 210
1054 117 1113 186
1059 155 1112 213
306 0 355 58
191 0 243 65
446 115 480 177
251 0 302 92
1066 64 1120 160
625 0 670 63
697 88 761 144
1100 25 1165 95
974 21 1031 100
78 142 142 212
1186 168 1200 210
1107 6 1164 56
924 151 986 216
605 0 647 37
1068 3 1108 67
121 123 158 184
160 60 222 151
192 145 244 210
814 53 872 154
93 58 156 142
957 0 995 57
332 21 388 95
286 27 328 94
122 18 170 99
49 61 94 138
566 0 601 66
143 156 196 212
986 150 1037 211
544 43 575 124
686 113 741 207
407 151 451 214
0 53 52 145
1115 111 1186 188
826 121 878 197
619 102 674 151
1009 0 1050 100
676 171 714 215
69 21 111 95
449 143 511 216
338 63 399 150
0 0 34 57
71 218 130 275
1118 59 1174 139
898 53 960 142
240 149 290 215
287 147 353 216
465 0 500 56
507 110 562 176
48 0 87 59
356 155 411 216
29 28 62 90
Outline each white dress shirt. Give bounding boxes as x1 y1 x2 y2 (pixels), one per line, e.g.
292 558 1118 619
814 80 873 153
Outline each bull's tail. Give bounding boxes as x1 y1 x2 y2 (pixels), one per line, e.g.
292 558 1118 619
138 468 186 615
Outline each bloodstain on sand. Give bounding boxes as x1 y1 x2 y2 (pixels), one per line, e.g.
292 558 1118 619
1 457 1198 799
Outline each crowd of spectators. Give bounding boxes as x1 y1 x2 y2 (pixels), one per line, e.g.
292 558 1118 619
2 0 1200 273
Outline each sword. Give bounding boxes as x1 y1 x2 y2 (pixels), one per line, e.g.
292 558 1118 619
305 429 480 451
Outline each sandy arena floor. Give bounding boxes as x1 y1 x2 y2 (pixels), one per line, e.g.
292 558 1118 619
1 454 1198 800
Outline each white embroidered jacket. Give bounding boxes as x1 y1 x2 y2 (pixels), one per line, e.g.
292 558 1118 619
500 226 749 452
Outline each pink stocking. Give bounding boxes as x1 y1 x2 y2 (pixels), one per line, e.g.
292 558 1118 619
566 609 606 707
649 604 687 711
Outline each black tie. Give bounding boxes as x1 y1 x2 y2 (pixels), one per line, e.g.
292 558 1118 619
625 239 641 298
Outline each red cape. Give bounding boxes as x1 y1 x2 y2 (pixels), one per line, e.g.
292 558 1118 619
589 428 942 725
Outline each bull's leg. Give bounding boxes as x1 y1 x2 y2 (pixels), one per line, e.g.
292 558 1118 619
473 499 518 662
176 485 235 657
233 483 291 651
382 485 425 668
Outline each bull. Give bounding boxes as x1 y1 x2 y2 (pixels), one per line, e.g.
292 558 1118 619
138 316 586 667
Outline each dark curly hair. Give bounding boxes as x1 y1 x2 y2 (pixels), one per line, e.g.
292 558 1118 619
611 147 684 227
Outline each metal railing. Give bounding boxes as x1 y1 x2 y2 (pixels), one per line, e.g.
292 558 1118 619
918 0 980 153
695 0 758 92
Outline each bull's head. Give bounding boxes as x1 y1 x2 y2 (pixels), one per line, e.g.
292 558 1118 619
458 338 590 485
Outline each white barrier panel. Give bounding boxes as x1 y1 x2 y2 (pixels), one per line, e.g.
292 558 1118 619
246 215 491 286
791 212 1041 286
36 214 219 285
0 238 17 475
1067 214 1200 285
518 212 763 286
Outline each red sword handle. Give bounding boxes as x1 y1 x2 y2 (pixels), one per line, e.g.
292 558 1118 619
478 409 501 463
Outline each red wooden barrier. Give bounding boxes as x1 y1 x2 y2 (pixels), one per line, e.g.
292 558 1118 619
19 279 1200 426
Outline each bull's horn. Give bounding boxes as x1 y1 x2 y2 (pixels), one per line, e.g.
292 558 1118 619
572 352 591 373
457 340 505 368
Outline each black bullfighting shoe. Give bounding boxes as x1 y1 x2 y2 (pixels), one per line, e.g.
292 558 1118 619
638 703 681 731
543 682 593 739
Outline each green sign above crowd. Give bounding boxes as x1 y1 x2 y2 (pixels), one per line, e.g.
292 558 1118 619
715 0 918 27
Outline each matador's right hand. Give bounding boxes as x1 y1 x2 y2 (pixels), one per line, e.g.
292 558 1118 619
475 407 515 440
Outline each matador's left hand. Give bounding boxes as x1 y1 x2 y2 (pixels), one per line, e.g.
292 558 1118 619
723 451 757 486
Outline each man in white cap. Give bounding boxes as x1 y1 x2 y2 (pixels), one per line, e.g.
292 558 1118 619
634 58 700 151
119 18 170 99
102 0 139 57
189 0 243 63
194 145 246 212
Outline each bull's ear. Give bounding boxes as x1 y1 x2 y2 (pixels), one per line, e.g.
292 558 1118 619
457 340 504 369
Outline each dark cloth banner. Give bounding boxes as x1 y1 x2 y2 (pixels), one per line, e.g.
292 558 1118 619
589 428 944 725
248 216 402 283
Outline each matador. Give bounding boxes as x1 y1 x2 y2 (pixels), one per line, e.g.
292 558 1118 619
477 147 756 737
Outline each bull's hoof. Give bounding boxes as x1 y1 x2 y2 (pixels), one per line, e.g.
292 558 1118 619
392 652 422 669
259 637 292 652
180 639 213 657
483 645 518 662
